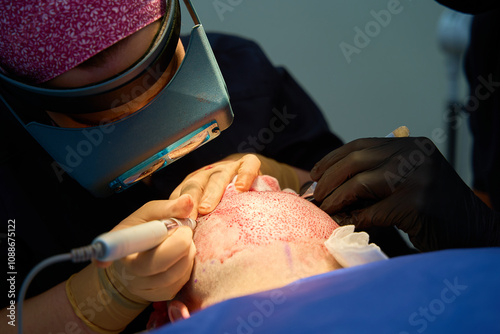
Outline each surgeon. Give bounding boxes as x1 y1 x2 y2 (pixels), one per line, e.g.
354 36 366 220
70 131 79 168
310 1 500 252
0 0 343 332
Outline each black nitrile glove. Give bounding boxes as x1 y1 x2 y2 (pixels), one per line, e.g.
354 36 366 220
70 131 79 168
310 137 500 252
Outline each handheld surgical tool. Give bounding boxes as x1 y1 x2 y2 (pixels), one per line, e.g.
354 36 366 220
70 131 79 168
91 218 197 262
17 217 196 334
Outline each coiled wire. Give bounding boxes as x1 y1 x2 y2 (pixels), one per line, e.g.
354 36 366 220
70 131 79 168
70 243 103 263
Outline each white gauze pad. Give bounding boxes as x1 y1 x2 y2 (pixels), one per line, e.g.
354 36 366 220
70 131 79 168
324 225 388 268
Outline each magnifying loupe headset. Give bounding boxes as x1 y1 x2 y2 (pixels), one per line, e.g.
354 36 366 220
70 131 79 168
0 0 233 197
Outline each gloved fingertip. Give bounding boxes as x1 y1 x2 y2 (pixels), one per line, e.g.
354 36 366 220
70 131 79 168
199 202 211 212
234 183 249 193
200 198 220 214
177 193 194 207
234 176 252 192
310 165 319 179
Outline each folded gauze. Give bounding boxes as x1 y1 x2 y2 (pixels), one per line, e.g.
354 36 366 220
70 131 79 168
324 225 388 268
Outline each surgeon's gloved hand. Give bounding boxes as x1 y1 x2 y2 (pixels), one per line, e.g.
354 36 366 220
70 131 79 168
66 195 196 333
170 153 300 219
310 137 500 252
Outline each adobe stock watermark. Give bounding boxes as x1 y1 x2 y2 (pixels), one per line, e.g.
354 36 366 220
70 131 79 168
463 73 500 113
50 120 116 183
339 0 410 64
223 279 301 334
213 0 244 22
384 72 500 191
383 137 434 192
399 277 468 334
429 73 500 147
237 106 296 154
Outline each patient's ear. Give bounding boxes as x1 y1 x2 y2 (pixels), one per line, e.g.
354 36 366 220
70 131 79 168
168 300 191 322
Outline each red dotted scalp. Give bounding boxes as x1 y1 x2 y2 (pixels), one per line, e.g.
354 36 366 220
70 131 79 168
194 176 338 262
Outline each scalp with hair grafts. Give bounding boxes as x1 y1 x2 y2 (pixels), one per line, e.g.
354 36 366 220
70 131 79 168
174 176 341 311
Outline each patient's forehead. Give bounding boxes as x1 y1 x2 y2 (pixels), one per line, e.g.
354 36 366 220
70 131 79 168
194 176 339 263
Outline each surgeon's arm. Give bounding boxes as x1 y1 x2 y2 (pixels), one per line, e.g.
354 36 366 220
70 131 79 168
0 195 196 334
311 137 500 251
170 153 308 218
0 282 92 334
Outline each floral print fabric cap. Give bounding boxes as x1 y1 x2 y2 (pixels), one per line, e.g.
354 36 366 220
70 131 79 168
0 0 165 84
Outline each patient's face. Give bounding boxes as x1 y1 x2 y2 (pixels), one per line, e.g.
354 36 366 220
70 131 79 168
184 176 340 309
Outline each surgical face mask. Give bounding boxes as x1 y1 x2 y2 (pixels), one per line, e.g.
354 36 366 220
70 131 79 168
0 0 233 197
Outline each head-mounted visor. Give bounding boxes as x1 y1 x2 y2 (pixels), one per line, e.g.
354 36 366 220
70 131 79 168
0 0 233 197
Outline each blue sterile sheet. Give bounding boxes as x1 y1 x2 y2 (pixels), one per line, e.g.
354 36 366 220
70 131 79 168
150 248 500 334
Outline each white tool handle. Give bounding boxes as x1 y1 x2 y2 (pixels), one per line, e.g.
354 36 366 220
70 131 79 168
92 220 170 261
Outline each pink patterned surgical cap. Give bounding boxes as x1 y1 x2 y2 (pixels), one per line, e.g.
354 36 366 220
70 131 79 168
0 0 166 84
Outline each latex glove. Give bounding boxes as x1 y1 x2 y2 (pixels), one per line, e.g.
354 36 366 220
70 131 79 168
170 154 300 219
310 137 500 251
101 195 196 301
67 195 196 333
170 154 261 219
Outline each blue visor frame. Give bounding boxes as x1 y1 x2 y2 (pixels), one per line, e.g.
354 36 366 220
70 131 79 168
0 0 234 197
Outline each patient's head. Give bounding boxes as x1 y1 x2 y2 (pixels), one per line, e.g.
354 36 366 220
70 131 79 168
158 176 340 324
